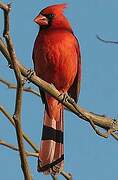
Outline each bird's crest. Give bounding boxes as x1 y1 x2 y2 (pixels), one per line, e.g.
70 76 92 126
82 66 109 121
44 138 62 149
41 3 68 15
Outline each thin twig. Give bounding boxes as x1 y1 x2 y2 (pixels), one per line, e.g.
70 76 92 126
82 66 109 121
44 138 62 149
1 3 32 179
96 35 118 44
0 105 39 152
0 139 39 157
0 77 40 97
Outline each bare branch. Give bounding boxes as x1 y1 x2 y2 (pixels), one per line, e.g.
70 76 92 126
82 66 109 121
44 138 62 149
1 2 32 179
0 139 39 157
0 77 40 97
0 139 19 151
0 2 9 11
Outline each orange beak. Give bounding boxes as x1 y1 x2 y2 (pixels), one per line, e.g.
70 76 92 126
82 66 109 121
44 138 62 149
34 14 48 26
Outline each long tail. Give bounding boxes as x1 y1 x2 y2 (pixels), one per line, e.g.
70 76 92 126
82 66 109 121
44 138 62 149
37 97 64 175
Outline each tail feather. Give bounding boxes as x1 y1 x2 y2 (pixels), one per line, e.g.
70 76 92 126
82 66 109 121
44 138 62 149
37 102 64 175
53 108 64 172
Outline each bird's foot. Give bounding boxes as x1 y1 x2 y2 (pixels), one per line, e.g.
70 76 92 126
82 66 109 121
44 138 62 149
23 69 35 84
58 92 70 104
58 91 75 104
26 69 35 79
51 165 62 176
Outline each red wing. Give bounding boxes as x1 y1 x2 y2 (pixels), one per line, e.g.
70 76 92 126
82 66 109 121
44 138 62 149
32 44 46 104
68 37 81 103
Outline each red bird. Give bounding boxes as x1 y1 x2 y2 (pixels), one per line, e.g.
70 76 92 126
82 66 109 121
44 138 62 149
33 4 81 175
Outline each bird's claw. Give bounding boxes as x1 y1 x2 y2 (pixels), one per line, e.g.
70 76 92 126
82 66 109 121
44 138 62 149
26 69 35 79
58 92 70 103
23 69 35 84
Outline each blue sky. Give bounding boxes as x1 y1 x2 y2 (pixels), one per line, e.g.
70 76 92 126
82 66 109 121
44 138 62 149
0 0 118 180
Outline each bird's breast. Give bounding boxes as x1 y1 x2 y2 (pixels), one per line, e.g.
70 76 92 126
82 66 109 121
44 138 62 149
34 31 78 91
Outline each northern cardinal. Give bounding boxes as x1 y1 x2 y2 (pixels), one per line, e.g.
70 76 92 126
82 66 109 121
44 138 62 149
33 3 81 175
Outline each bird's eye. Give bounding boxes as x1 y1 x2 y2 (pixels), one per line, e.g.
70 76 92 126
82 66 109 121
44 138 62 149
46 14 54 19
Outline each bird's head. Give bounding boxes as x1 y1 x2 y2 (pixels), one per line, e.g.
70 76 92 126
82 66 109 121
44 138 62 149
34 3 72 31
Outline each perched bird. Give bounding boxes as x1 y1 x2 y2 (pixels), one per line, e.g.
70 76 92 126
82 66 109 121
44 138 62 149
33 3 81 175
